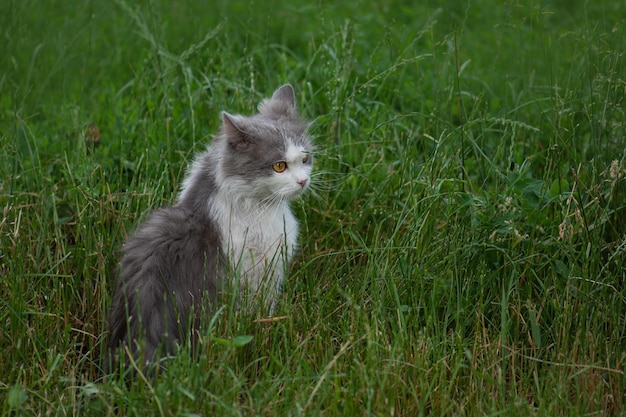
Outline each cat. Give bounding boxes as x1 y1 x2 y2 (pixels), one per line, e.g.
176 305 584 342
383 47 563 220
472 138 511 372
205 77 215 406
108 84 313 367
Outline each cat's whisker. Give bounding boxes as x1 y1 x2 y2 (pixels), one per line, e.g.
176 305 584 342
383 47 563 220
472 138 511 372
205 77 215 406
308 182 334 195
305 187 324 202
246 192 283 224
309 170 344 191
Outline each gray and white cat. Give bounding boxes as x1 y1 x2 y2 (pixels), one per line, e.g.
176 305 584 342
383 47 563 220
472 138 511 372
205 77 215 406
108 84 313 364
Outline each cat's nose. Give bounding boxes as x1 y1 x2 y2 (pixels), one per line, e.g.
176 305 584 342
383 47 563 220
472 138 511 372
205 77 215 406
297 178 308 187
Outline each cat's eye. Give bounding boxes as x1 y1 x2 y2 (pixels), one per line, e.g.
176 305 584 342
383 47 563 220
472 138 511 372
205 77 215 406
302 155 310 164
272 161 287 173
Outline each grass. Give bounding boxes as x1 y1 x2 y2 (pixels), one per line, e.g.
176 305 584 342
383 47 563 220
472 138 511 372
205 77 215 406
1 0 625 415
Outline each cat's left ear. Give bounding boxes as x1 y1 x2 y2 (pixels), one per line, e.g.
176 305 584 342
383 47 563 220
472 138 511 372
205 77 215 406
272 84 296 109
259 84 297 119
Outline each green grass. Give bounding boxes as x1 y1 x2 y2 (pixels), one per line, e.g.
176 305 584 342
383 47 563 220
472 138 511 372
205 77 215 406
1 0 625 415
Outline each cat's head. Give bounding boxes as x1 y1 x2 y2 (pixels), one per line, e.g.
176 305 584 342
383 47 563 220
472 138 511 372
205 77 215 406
219 84 313 202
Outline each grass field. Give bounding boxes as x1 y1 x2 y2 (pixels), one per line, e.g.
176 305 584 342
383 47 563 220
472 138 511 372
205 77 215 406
1 0 625 415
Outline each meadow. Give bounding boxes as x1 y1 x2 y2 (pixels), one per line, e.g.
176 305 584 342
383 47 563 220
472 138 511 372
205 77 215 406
1 0 625 415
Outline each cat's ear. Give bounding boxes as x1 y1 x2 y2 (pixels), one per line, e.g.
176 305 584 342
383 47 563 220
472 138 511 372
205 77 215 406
258 84 297 119
222 112 252 149
271 84 296 108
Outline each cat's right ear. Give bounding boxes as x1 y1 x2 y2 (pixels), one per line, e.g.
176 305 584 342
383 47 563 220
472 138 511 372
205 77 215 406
222 112 252 150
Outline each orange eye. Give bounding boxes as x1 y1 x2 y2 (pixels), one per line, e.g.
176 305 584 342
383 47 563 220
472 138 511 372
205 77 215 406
272 161 287 173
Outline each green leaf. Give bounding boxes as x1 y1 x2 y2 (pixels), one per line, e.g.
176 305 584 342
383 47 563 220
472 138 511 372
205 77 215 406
528 309 542 350
79 382 101 396
549 178 569 197
7 385 28 409
553 259 569 277
231 335 253 347
519 178 545 204
398 304 411 313
211 335 253 348
211 337 231 347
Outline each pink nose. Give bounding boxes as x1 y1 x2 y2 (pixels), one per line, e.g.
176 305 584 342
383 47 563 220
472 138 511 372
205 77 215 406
297 178 308 187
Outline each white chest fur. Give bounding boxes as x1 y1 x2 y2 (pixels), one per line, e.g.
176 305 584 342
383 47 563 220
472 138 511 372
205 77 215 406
210 196 298 309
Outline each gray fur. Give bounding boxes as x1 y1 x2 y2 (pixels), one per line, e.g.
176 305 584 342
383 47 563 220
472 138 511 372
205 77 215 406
108 84 312 368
